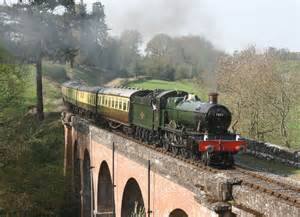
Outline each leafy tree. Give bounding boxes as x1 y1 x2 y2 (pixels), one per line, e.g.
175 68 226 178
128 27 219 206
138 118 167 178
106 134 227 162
77 1 108 66
146 34 174 58
0 0 76 120
143 33 221 81
119 30 142 76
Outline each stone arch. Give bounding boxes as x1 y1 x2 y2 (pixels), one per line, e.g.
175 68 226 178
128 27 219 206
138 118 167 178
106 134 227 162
169 209 188 217
121 178 145 217
83 149 92 217
73 141 81 216
97 161 115 216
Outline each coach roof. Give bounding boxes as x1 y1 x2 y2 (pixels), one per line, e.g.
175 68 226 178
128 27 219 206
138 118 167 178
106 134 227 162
98 87 147 98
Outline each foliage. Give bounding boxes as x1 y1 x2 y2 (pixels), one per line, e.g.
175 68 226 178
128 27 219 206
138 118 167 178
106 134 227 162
142 34 221 81
0 0 77 120
95 31 221 83
217 46 300 148
129 202 146 217
0 114 75 216
77 1 108 66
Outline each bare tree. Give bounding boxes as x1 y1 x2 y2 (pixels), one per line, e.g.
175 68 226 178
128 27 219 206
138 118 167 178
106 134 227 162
217 46 299 147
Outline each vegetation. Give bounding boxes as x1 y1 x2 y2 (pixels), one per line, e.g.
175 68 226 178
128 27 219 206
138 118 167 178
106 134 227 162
0 43 74 215
235 154 300 180
217 47 300 148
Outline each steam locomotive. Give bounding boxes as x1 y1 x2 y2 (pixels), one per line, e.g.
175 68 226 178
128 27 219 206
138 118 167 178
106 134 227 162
62 81 246 167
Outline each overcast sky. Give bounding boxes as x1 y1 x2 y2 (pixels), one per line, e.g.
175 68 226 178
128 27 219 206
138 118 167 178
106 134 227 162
88 0 300 53
4 0 300 52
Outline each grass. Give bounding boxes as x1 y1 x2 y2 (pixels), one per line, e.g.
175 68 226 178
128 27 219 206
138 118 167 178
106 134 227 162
236 154 300 180
23 64 63 112
127 79 208 100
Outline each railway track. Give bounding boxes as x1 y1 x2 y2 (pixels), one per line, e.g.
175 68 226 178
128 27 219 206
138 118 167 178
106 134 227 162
232 165 300 207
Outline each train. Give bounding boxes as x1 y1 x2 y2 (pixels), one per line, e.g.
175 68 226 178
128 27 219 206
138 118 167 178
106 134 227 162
61 81 247 167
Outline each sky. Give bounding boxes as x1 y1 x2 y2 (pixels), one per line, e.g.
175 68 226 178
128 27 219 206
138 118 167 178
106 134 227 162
4 0 300 52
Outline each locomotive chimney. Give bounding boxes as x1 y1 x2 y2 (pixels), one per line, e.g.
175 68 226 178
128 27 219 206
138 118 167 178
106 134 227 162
208 92 218 104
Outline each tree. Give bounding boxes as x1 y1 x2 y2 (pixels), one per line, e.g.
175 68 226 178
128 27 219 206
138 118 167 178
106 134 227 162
0 0 76 120
119 30 142 76
78 1 108 66
217 46 299 147
146 34 174 58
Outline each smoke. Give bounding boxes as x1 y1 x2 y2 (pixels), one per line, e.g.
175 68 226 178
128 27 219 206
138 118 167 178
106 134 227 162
104 0 216 41
102 0 220 90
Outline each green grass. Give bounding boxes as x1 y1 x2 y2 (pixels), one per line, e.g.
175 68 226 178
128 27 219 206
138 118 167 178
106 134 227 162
288 106 300 149
66 65 107 86
43 62 68 83
23 65 62 112
236 154 300 180
127 79 208 100
42 62 108 86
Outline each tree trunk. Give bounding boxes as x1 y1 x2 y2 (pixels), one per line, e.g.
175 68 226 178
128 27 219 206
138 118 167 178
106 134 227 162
70 58 74 68
36 56 44 121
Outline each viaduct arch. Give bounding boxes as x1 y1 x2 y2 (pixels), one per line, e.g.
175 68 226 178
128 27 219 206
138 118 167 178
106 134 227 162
121 178 145 217
83 149 92 217
169 209 188 217
97 161 115 216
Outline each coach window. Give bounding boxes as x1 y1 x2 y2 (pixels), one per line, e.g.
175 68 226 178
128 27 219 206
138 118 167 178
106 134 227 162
111 97 115 108
118 98 121 110
127 101 130 111
118 100 121 110
123 101 126 111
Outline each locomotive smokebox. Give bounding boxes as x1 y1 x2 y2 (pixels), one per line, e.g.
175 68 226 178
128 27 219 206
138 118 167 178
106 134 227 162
209 92 218 104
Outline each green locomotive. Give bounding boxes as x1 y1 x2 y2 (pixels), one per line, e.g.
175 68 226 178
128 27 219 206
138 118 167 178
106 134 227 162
62 81 246 167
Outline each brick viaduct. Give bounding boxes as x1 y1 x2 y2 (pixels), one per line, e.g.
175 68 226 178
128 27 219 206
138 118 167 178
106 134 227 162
62 113 300 217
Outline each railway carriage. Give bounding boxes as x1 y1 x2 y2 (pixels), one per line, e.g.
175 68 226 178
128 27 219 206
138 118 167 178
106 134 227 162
96 87 151 127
